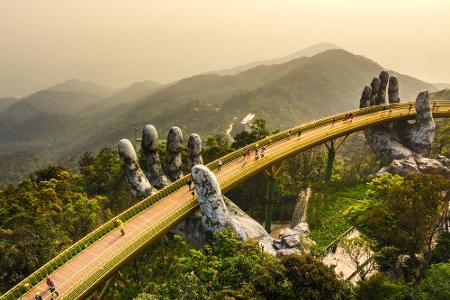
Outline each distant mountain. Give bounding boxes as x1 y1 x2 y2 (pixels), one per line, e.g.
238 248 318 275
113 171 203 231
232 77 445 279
212 42 341 75
0 79 115 124
219 50 436 129
430 88 450 100
61 49 436 162
0 80 108 184
0 48 439 186
434 83 450 90
46 79 117 98
0 90 103 124
81 80 161 115
0 97 19 112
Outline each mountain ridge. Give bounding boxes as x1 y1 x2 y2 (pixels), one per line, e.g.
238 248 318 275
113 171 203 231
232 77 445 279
46 79 117 98
0 97 19 112
0 48 439 186
209 42 341 76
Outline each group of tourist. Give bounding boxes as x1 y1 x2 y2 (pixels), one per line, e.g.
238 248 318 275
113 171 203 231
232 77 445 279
34 275 59 300
241 144 268 167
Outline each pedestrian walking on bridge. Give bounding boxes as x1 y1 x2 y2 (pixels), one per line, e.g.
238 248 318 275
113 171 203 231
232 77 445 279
217 158 223 171
116 219 125 236
46 275 59 299
242 150 249 168
254 149 260 161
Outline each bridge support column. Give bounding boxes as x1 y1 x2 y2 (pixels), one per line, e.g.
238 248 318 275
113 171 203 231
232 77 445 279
264 163 283 233
98 275 115 300
86 275 115 300
324 136 348 182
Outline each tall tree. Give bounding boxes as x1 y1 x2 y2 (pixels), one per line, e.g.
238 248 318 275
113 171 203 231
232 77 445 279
345 174 450 281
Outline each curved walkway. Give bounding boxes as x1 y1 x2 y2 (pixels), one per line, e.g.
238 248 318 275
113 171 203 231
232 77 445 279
2 101 450 300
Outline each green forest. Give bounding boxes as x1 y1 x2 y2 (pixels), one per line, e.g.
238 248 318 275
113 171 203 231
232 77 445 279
1 118 449 299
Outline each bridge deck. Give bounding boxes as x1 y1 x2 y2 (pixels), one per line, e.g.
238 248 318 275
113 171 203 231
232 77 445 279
24 122 298 299
9 102 450 299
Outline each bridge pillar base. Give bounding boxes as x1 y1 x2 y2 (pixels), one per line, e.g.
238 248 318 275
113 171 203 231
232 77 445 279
324 135 348 182
264 163 283 233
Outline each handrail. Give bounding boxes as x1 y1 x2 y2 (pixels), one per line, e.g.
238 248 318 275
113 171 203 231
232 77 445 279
62 197 198 299
2 100 450 300
0 176 191 300
319 226 355 257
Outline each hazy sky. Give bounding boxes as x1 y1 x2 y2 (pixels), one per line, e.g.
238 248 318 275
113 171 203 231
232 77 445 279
1 0 450 97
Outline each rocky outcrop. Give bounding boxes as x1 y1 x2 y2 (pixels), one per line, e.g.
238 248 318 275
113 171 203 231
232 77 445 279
437 155 450 168
290 188 311 232
172 196 269 247
192 166 319 256
360 71 450 178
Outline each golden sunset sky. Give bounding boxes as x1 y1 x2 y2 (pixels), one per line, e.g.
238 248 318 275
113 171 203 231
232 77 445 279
1 0 449 96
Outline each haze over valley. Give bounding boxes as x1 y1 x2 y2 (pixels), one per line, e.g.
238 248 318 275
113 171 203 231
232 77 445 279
0 44 443 185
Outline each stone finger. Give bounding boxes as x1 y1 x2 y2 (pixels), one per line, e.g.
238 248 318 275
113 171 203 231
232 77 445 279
360 85 372 108
187 133 203 169
375 70 389 105
141 124 171 189
191 165 231 232
165 126 184 181
408 91 435 156
388 75 400 103
370 77 381 105
118 139 154 199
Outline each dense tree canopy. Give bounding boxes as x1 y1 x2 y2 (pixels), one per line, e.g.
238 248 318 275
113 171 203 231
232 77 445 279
107 229 342 300
345 174 450 281
0 167 104 291
0 148 136 292
415 263 450 300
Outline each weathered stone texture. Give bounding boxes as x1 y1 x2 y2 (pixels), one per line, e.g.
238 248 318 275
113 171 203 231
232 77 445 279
141 125 171 189
360 71 449 177
118 139 154 198
165 126 184 181
187 133 203 169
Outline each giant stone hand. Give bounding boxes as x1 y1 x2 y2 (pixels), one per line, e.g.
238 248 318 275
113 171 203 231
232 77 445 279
360 71 450 177
118 125 311 255
118 125 269 246
118 125 200 198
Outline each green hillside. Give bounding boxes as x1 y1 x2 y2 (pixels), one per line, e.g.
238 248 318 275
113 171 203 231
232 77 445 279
0 90 101 123
80 80 161 115
220 50 435 129
74 49 435 152
211 42 340 75
0 79 116 121
0 49 439 185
